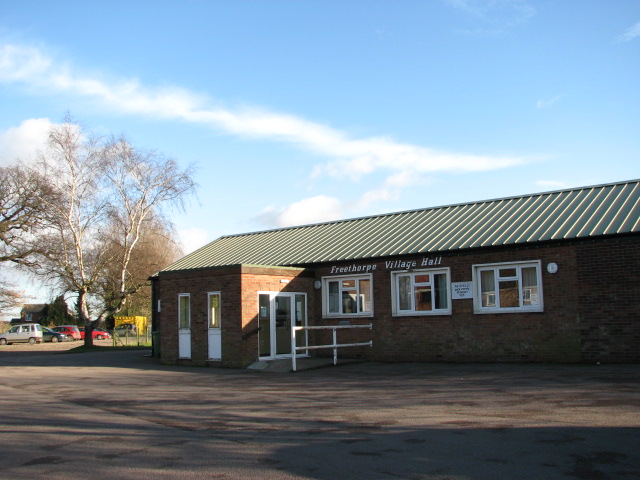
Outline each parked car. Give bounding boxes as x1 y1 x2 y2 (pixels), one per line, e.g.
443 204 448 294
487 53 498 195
114 323 137 336
79 327 111 340
0 323 43 345
42 327 68 343
52 325 81 341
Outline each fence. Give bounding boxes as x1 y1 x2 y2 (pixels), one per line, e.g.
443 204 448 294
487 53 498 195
291 324 372 372
112 328 151 346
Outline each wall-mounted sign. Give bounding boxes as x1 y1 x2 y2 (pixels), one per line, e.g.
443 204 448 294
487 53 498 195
329 256 445 275
385 256 443 270
330 264 378 274
451 281 474 300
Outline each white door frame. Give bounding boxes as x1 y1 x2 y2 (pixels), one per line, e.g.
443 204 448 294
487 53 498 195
178 293 191 359
258 291 308 360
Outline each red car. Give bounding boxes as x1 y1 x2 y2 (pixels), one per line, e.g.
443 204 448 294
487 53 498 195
78 327 112 340
52 325 82 341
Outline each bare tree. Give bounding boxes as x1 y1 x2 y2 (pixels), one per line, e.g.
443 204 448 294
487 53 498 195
0 165 53 266
31 117 196 346
0 279 24 314
96 215 183 320
0 164 54 318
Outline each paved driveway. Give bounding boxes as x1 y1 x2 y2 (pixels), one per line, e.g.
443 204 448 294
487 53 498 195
0 345 638 480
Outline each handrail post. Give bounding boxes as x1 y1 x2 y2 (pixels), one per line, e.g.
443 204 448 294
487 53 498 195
291 326 297 372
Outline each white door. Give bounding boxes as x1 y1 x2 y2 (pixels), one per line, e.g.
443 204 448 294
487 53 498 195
208 292 222 360
258 292 307 359
178 294 191 359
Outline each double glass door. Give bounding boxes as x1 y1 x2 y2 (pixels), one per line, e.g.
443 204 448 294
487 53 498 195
258 292 307 358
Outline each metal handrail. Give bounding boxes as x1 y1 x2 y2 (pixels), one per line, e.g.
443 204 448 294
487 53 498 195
290 324 372 371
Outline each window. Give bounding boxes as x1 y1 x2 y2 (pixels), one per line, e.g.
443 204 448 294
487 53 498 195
208 292 221 329
392 269 451 315
323 275 372 316
178 294 190 329
474 261 542 313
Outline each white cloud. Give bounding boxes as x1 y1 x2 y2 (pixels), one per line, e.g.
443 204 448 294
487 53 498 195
616 21 640 43
1 43 534 229
353 171 429 211
258 196 343 228
177 227 211 255
0 118 53 166
0 43 527 180
536 95 562 109
0 44 51 83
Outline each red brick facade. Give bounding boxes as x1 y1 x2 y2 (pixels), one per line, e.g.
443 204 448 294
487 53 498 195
153 235 640 366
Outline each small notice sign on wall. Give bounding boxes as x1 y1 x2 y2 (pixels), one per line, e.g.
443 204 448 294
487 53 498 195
451 282 474 300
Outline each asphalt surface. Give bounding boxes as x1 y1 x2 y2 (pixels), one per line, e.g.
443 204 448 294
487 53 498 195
0 342 639 480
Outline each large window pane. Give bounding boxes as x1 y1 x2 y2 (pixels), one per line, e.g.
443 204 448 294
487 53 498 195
414 285 432 311
435 273 448 309
208 294 220 328
398 275 411 310
358 278 371 312
179 295 190 329
499 280 520 308
342 291 356 313
328 281 340 313
481 270 496 307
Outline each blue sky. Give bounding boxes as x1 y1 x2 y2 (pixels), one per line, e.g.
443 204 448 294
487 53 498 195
1 0 639 308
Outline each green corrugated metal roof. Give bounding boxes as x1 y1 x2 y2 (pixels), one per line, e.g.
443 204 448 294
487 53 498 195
163 179 640 272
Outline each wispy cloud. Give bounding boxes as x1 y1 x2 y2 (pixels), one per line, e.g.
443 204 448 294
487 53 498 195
616 21 640 43
445 0 536 35
536 95 562 109
1 42 530 225
0 43 526 178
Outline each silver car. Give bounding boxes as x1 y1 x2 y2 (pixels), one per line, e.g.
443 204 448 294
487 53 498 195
0 323 44 345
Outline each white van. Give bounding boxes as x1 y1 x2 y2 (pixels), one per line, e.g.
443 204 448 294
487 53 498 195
0 323 43 345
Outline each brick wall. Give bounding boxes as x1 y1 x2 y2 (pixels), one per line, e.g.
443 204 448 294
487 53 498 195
154 235 639 367
153 266 242 367
312 236 639 363
576 237 640 363
153 265 314 367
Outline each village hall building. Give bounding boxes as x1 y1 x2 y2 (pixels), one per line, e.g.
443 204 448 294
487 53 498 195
151 179 640 368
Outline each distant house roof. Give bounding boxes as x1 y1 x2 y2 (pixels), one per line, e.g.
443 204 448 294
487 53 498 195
21 304 47 314
163 179 640 273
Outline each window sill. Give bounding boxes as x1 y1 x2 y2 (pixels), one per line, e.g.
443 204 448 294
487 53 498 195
474 307 544 314
392 311 452 317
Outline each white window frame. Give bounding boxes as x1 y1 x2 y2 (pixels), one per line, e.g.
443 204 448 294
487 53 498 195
391 268 451 316
322 274 373 317
472 260 543 314
178 293 191 330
